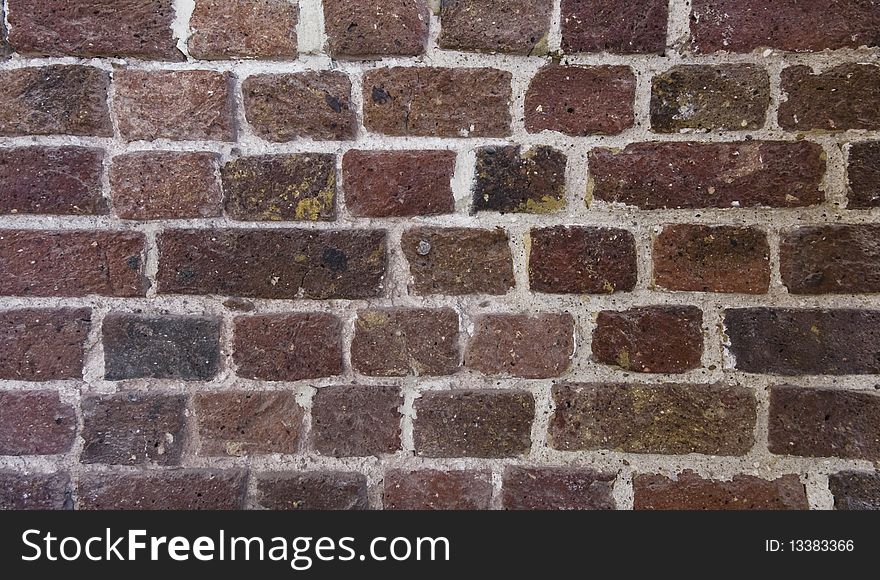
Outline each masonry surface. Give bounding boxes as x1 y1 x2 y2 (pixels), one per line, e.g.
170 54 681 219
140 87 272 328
0 0 879 511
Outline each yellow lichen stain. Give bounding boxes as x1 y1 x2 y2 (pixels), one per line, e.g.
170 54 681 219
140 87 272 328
519 195 566 214
585 173 596 207
810 324 821 337
616 348 631 370
294 253 308 264
602 280 616 293
358 310 389 329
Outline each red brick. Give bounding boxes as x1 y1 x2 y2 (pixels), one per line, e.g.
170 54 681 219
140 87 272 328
550 383 756 455
562 0 668 54
0 308 90 381
363 67 512 137
439 0 552 55
78 470 247 510
195 391 303 456
111 151 222 220
114 70 235 142
848 142 880 208
189 0 298 60
473 145 567 214
0 147 105 216
414 390 534 458
233 313 343 381
503 467 616 510
383 469 492 510
525 66 635 136
781 225 880 294
0 230 147 297
311 385 402 457
829 471 880 510
653 225 770 294
592 306 703 374
528 226 637 294
633 471 809 510
589 141 826 209
0 66 112 137
324 0 428 58
0 471 70 510
157 229 387 299
343 150 455 217
465 313 575 379
243 72 357 141
256 472 368 510
0 391 76 455
779 64 880 131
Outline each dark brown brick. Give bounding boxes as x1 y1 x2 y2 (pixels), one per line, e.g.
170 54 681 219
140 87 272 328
0 308 90 381
550 383 756 455
465 313 575 379
653 225 770 294
189 0 298 60
1 6 8 60
157 229 387 299
383 469 492 510
363 67 512 137
223 154 337 222
324 0 428 58
81 393 187 465
111 151 222 220
503 467 616 510
439 0 552 55
256 472 369 510
195 391 303 456
312 385 402 457
770 386 880 460
414 390 534 458
781 226 880 294
114 70 235 142
0 66 112 137
473 145 566 214
0 471 70 510
243 72 357 141
562 0 668 54
725 309 880 375
829 471 880 510
0 391 76 455
848 142 880 208
79 470 247 510
401 227 514 295
779 64 880 131
233 313 343 381
0 230 148 297
525 66 635 136
633 471 809 510
528 226 637 294
589 141 826 209
343 150 456 217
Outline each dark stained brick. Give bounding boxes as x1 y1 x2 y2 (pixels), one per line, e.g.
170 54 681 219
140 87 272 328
0 308 90 381
829 471 880 510
562 0 668 54
503 467 616 510
256 472 369 510
0 471 70 510
779 64 880 131
79 470 248 510
383 469 492 510
781 225 880 294
848 142 880 208
473 145 566 214
311 385 402 457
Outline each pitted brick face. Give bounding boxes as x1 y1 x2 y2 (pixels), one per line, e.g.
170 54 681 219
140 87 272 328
473 146 567 214
562 0 668 54
256 472 369 510
439 0 553 55
189 0 299 60
324 0 429 58
384 470 493 510
195 391 304 456
633 471 809 510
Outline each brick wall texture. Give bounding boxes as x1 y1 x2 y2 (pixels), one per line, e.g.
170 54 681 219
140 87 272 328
0 0 879 511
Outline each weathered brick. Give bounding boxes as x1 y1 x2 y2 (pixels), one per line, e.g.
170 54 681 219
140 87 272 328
651 65 770 132
503 467 616 510
592 307 703 374
781 226 880 294
829 471 880 510
324 0 428 58
363 67 512 137
0 147 105 215
103 314 220 381
0 391 76 455
438 0 552 55
779 64 880 131
351 308 460 376
725 309 880 375
528 226 637 294
589 141 825 209
114 70 235 142
633 471 809 510
414 390 534 458
256 472 368 510
81 393 187 465
233 313 343 381
0 308 90 381
157 229 387 299
0 230 148 297
79 470 247 510
848 142 880 208
7 0 182 60
0 472 69 510
223 154 337 222
383 469 492 510
562 0 668 54
653 225 770 294
401 227 514 295
525 66 635 136
312 385 402 457
770 386 880 460
691 0 880 53
195 391 303 456
343 150 455 217
465 313 575 378
0 6 8 60
473 145 566 214
243 72 356 141
189 0 298 60
0 66 112 137
111 151 222 220
550 383 756 455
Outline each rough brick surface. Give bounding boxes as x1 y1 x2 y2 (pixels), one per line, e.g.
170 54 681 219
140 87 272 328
189 0 298 60
311 385 401 457
439 0 552 55
256 472 369 510
829 472 880 510
0 472 70 510
79 470 248 510
324 0 428 58
0 308 90 381
562 0 668 54
848 142 880 208
503 467 616 510
779 64 880 131
633 471 809 510
195 391 303 456
781 226 880 294
0 391 76 455
473 146 567 214
384 469 492 510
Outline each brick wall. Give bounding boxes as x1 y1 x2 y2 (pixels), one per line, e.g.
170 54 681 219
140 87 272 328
0 0 879 511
